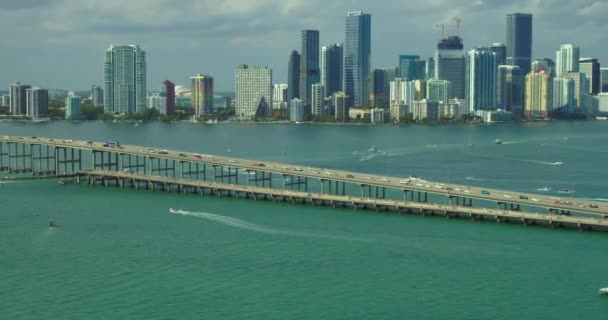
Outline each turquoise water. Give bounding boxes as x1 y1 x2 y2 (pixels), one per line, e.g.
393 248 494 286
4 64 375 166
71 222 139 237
1 121 608 319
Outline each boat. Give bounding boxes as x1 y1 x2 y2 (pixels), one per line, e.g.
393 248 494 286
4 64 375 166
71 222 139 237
368 146 377 153
537 186 552 192
599 288 608 295
557 189 576 194
48 219 56 228
465 176 476 181
169 208 179 214
494 139 503 145
58 180 65 185
551 161 564 166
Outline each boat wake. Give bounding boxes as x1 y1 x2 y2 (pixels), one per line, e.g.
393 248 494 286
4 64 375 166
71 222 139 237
172 209 368 242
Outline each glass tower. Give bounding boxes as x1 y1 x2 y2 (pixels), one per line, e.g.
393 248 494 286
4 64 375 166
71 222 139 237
104 44 147 114
506 13 533 77
287 51 300 100
299 30 320 106
344 11 371 107
465 48 497 111
321 43 343 98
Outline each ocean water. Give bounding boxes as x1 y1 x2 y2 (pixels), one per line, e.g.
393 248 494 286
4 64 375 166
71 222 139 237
1 121 607 319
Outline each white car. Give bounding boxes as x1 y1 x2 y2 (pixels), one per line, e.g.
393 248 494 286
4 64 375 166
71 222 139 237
295 168 303 171
382 178 389 182
400 180 410 184
503 194 512 198
531 198 539 202
229 160 237 163
464 190 471 193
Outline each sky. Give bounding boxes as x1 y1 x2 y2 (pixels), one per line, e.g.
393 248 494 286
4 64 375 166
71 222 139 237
0 0 606 91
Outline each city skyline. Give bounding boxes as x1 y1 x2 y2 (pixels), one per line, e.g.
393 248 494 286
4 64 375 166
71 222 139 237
0 1 606 91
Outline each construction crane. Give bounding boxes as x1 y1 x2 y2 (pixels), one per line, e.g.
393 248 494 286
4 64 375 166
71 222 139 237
454 17 462 36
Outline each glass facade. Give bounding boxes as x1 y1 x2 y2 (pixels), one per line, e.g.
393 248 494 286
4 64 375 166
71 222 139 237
506 13 533 77
299 30 319 106
344 11 371 107
104 45 147 114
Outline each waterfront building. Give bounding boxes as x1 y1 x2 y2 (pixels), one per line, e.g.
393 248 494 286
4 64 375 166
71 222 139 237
147 93 164 110
213 96 231 109
348 108 371 121
524 70 550 118
370 108 386 123
289 98 305 122
9 82 30 115
25 87 48 118
334 92 347 121
440 99 469 119
344 11 371 107
412 80 427 101
435 36 465 99
191 74 214 116
311 83 325 116
426 57 435 80
161 80 175 115
273 83 288 110
552 77 576 113
601 68 608 93
560 72 589 110
287 51 300 100
474 109 514 122
497 65 523 113
531 58 556 78
65 94 82 120
465 48 497 111
389 78 409 121
321 43 343 97
597 93 608 114
506 13 533 77
411 99 439 121
1 94 9 107
490 43 507 66
91 85 103 107
555 44 580 76
370 68 395 108
579 58 600 94
235 65 272 120
299 30 320 106
398 55 423 80
104 44 147 114
426 79 451 102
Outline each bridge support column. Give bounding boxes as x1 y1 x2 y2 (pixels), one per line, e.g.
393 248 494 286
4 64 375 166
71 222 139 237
55 147 82 176
31 144 56 176
7 142 32 173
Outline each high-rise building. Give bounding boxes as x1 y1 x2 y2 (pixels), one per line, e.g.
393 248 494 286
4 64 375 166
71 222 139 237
560 72 589 110
601 68 608 93
552 77 576 113
91 85 104 107
272 83 288 110
497 65 524 113
311 83 325 116
191 74 214 116
370 68 395 108
1 94 9 107
579 58 600 94
490 43 507 66
465 48 497 111
26 87 48 118
555 44 580 76
389 78 409 121
398 55 422 80
235 65 272 120
525 70 550 118
531 58 556 78
104 44 147 114
299 30 320 106
344 11 371 107
426 79 451 102
289 98 305 122
66 94 82 120
435 36 465 99
411 99 439 121
147 93 164 109
9 82 30 115
334 92 348 121
287 51 300 100
321 43 343 98
506 13 533 77
161 80 176 115
426 57 435 80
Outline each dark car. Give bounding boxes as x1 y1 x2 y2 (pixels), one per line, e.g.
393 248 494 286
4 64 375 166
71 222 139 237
519 195 529 200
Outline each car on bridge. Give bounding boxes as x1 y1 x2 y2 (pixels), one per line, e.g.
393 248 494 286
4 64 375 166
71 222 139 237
193 154 202 159
590 204 599 208
481 190 490 195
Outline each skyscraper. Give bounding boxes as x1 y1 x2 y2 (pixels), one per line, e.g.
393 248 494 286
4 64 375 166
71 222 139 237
435 36 465 99
191 74 214 116
389 78 409 121
370 68 395 108
398 55 422 80
506 13 533 77
299 30 320 106
321 43 343 97
531 58 556 78
344 11 371 107
66 94 82 120
465 48 497 111
525 70 550 118
334 92 348 121
601 68 608 93
91 85 104 107
560 72 589 110
235 65 272 120
272 83 288 110
9 82 30 115
426 79 451 102
579 58 600 94
25 87 48 118
497 65 523 113
104 44 147 114
490 43 507 66
287 51 300 100
161 80 176 115
555 44 580 76
552 77 576 113
311 83 326 116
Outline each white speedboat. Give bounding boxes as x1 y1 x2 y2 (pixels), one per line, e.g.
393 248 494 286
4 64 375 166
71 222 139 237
368 146 377 153
551 161 564 166
537 186 552 192
48 219 57 228
557 189 575 194
465 176 476 181
494 139 502 145
599 288 608 295
169 208 179 214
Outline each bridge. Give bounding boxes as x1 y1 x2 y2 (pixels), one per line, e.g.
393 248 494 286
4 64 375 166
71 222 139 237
1 135 607 231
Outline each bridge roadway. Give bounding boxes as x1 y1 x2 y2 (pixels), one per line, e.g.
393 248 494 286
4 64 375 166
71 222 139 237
2 135 607 217
79 170 608 232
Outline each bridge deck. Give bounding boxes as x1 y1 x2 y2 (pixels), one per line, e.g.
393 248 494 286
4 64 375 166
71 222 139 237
76 170 608 232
